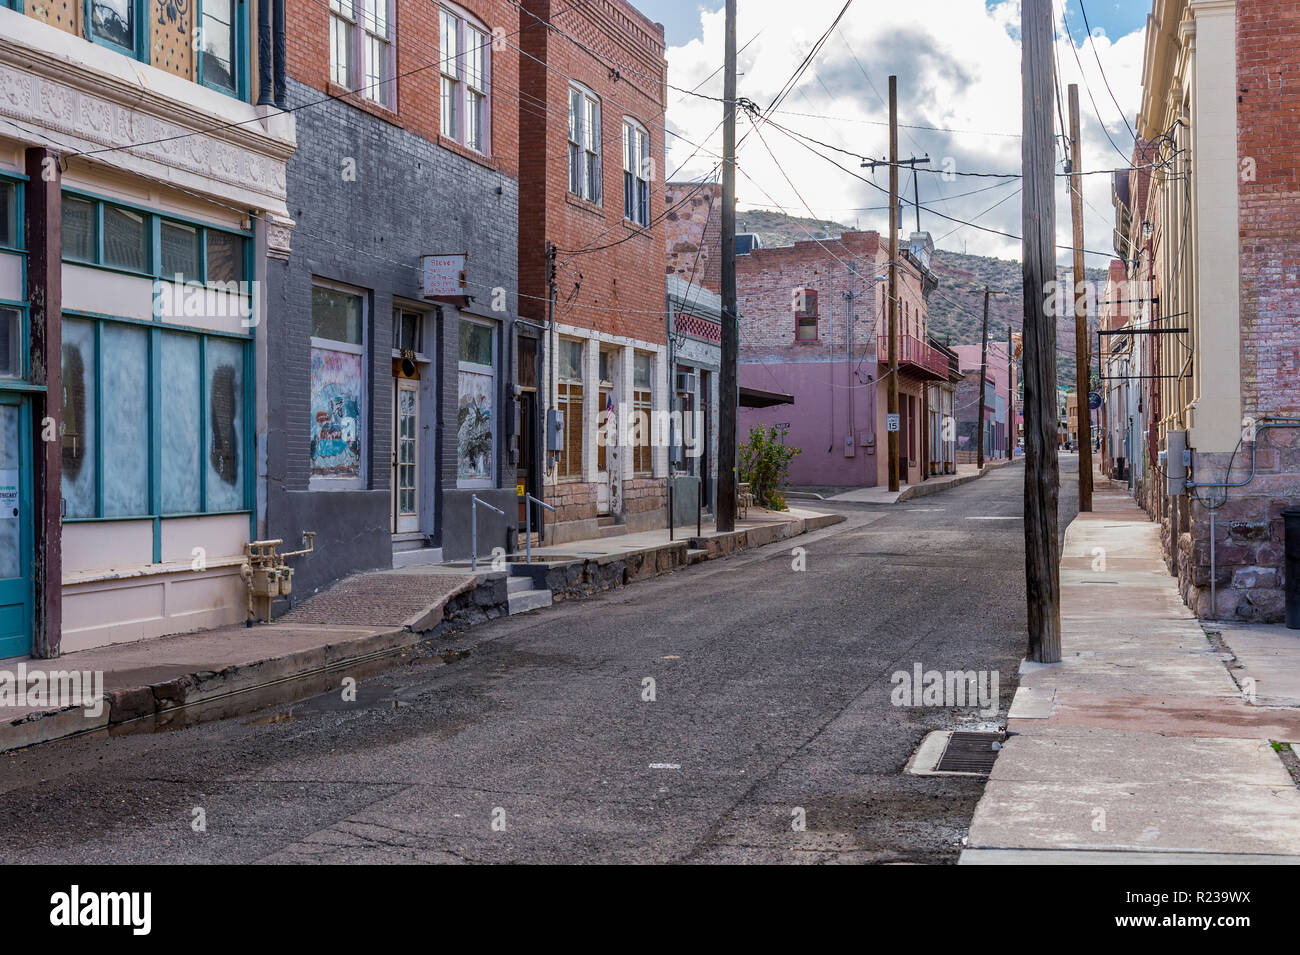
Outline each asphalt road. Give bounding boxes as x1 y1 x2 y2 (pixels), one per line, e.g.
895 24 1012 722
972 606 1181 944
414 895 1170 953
0 456 1079 864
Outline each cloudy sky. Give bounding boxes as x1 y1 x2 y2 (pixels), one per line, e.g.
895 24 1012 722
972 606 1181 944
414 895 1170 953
641 0 1149 266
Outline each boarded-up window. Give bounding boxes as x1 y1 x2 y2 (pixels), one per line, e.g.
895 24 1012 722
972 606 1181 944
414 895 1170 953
60 319 96 518
206 338 243 509
161 332 201 513
516 335 537 390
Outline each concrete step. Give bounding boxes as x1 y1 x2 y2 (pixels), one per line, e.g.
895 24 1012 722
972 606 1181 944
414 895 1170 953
506 575 535 594
507 588 553 615
597 524 628 539
686 548 709 565
597 514 616 527
392 546 443 568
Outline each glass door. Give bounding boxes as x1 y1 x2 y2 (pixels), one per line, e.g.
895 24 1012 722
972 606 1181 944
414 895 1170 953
392 378 419 534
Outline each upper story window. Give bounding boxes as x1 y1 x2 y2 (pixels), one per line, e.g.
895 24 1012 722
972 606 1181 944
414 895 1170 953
568 84 601 203
440 5 490 153
83 0 243 96
622 119 649 226
794 288 818 342
90 0 142 56
331 0 394 108
199 0 238 93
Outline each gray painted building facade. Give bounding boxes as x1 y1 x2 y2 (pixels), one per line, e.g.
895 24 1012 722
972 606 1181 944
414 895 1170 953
265 79 520 599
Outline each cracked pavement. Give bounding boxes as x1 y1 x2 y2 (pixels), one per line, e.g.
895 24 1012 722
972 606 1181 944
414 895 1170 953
0 459 1078 864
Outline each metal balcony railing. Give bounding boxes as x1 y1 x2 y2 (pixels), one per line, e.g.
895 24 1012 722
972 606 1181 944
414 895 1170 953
878 333 949 379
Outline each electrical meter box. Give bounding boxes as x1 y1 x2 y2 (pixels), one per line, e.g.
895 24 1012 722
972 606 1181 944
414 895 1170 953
547 409 565 453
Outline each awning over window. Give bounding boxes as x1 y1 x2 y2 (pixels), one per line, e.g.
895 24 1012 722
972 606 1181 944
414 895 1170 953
739 386 794 408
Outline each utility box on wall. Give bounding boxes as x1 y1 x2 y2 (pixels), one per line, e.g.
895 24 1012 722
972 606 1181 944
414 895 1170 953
547 409 565 453
1166 429 1188 496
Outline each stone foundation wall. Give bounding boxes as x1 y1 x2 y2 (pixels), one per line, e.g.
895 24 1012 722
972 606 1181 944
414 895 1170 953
1133 428 1300 622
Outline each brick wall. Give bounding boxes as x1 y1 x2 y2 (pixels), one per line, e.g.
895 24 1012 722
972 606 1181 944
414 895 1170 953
665 181 722 292
1166 2 1300 621
286 0 520 182
734 231 936 364
518 0 668 345
1237 0 1300 418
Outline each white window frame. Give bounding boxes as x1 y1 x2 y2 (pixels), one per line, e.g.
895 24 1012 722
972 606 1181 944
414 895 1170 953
622 118 650 226
329 1 354 88
330 0 395 108
310 279 369 490
568 83 602 203
457 315 497 489
439 3 492 154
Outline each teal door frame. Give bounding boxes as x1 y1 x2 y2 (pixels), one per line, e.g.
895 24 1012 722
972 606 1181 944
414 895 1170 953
0 392 32 660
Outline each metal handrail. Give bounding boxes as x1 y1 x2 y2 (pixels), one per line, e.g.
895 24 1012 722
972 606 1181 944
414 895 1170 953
470 494 505 571
524 493 555 564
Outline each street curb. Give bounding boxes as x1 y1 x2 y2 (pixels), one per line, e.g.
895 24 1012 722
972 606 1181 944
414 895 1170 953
0 624 427 754
538 511 845 600
1 511 843 754
896 458 1019 502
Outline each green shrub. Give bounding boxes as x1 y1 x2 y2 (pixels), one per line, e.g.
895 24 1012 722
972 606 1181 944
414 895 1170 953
739 425 800 510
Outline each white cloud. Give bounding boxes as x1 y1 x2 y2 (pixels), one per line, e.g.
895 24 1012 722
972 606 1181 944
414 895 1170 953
663 0 1146 267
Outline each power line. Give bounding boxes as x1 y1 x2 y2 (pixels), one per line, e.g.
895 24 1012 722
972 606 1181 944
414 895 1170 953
1075 0 1138 142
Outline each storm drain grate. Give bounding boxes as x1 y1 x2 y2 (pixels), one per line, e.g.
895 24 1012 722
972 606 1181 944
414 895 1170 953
934 731 1002 775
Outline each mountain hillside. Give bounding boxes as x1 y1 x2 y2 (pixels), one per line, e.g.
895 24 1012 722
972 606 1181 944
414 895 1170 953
737 207 1107 390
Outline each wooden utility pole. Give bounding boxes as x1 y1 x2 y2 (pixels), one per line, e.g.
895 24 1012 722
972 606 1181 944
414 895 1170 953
1068 84 1094 510
886 76 901 491
975 287 1006 471
1008 324 1015 458
717 0 737 531
1021 0 1062 663
977 288 991 471
862 122 927 493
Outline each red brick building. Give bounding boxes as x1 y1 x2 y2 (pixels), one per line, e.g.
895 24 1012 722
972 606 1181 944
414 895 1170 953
518 0 669 542
665 181 723 293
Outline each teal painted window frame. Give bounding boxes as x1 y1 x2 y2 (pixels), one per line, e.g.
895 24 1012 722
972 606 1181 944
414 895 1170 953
0 172 29 384
83 0 150 62
77 0 249 100
60 311 255 570
197 0 249 101
60 188 250 285
0 172 24 254
0 392 34 659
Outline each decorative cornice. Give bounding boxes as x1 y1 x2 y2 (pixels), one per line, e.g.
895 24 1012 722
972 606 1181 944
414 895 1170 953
0 10 295 216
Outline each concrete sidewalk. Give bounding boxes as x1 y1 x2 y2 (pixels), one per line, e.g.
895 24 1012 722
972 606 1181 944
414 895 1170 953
826 458 1019 505
1 504 842 754
961 480 1300 864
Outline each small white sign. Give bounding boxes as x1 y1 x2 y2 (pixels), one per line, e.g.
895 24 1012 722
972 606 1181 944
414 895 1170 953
0 469 16 517
421 253 468 300
886 414 900 433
